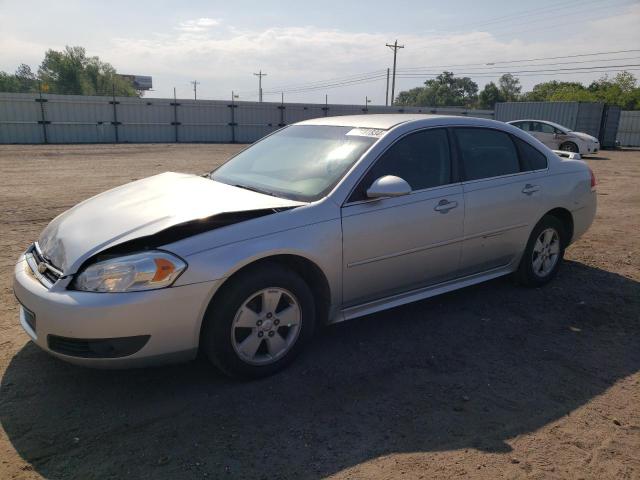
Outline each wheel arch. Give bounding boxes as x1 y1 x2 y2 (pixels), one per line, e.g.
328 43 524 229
560 140 580 154
198 253 332 343
542 207 574 246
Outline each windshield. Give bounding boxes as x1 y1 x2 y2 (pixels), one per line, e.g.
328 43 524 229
545 121 571 133
211 125 379 201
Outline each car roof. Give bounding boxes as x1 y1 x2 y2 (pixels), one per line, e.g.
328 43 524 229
296 114 501 130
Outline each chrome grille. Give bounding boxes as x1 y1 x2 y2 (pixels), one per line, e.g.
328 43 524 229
25 243 63 288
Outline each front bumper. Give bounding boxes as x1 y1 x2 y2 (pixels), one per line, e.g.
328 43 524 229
13 254 220 368
583 142 600 155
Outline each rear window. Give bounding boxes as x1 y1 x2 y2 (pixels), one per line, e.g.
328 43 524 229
454 128 520 181
513 136 548 171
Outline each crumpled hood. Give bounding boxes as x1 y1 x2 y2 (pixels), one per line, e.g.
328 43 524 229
38 172 303 274
570 131 599 143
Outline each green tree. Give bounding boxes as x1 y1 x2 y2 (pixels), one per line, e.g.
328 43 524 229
548 85 596 103
38 46 138 96
587 72 639 109
520 72 640 109
396 87 424 106
0 46 141 96
0 64 38 93
0 71 21 93
396 71 478 107
521 81 586 102
478 81 504 108
498 73 521 101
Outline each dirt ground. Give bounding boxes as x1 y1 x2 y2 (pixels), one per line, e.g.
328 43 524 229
0 144 638 480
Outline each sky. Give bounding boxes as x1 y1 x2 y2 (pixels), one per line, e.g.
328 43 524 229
1 0 639 104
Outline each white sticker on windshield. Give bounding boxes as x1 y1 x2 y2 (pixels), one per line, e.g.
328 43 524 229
346 128 386 138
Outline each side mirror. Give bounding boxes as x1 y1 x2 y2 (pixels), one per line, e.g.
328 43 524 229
366 175 411 199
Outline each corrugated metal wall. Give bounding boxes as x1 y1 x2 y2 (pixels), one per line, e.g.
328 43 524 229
599 105 621 148
575 102 605 138
0 92 494 144
617 111 640 147
495 102 581 130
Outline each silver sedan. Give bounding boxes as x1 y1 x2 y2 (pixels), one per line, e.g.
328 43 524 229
13 114 597 377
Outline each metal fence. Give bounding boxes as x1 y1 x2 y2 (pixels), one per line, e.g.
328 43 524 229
0 92 495 144
618 111 640 147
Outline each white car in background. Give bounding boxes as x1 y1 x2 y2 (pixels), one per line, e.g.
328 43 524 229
507 120 600 156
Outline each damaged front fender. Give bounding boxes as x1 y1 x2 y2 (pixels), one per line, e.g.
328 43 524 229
80 207 297 269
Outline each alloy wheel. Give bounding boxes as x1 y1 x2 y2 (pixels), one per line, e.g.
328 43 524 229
230 288 302 365
532 228 561 277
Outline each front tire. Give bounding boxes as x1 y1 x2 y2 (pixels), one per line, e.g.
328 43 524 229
515 215 567 287
560 141 579 153
201 263 316 378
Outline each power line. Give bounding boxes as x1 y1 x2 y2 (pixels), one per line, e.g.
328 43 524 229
443 0 591 31
263 74 387 95
263 63 640 97
367 0 635 64
397 68 640 80
366 0 634 63
397 63 640 77
397 58 640 76
254 68 387 95
467 0 628 36
398 50 640 72
255 48 640 98
263 72 387 95
487 1 636 39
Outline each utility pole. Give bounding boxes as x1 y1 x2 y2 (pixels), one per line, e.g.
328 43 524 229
365 96 371 111
385 68 390 106
385 40 404 106
253 70 267 102
190 80 200 100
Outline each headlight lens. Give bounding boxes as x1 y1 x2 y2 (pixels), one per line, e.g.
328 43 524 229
74 251 187 292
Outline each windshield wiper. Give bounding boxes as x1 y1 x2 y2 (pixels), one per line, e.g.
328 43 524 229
233 183 277 197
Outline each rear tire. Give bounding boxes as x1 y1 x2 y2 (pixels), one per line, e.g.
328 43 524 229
515 215 567 287
200 263 316 378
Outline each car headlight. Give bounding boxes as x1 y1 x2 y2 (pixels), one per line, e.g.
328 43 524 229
74 251 187 292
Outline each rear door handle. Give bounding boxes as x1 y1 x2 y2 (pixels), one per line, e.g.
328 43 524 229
522 184 540 195
434 199 458 213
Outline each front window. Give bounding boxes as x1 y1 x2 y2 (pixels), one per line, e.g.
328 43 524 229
211 125 379 201
539 123 556 134
349 128 452 202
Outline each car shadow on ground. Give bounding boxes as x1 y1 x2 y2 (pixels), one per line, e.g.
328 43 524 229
1 261 639 479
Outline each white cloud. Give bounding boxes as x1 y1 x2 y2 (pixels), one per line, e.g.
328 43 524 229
176 17 221 33
2 4 638 103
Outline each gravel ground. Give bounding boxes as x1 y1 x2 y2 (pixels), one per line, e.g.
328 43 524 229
0 144 638 480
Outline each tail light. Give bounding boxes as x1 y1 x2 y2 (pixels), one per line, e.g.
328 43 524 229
589 167 597 191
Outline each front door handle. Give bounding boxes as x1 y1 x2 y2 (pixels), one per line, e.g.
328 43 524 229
522 184 540 195
434 199 458 213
